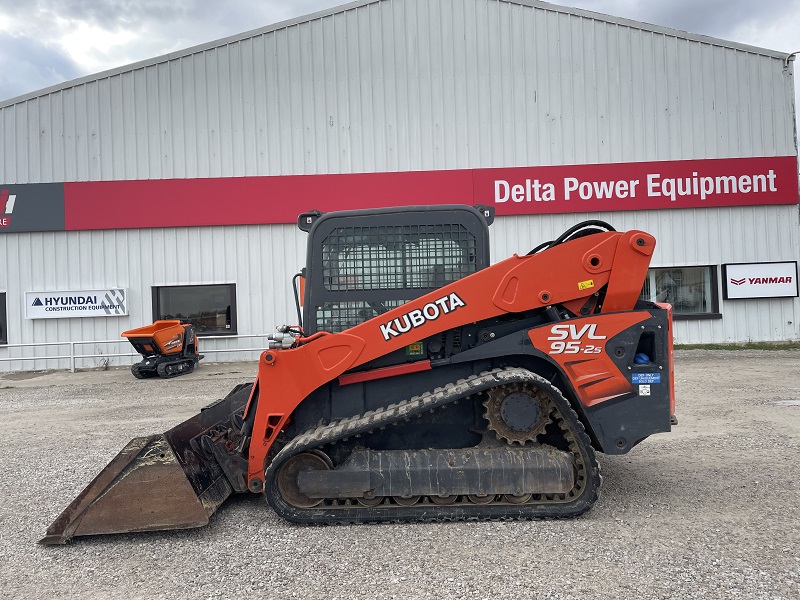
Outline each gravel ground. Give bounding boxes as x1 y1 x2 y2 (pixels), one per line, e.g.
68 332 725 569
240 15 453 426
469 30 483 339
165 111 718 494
0 350 798 600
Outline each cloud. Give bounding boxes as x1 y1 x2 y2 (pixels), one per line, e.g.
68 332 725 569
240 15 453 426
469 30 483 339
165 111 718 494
0 0 188 30
1 0 798 106
0 31 82 100
0 0 339 100
568 0 799 51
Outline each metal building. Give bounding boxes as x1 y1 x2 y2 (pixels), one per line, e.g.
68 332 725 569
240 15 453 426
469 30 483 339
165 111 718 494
1 0 798 372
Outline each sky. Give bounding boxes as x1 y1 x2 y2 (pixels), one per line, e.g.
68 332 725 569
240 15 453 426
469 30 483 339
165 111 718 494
0 0 798 120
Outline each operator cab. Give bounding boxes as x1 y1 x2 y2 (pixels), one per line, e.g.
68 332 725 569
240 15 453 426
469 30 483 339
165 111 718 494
297 205 493 335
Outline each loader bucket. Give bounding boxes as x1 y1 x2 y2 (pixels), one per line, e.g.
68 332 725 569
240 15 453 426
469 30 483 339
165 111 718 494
40 389 248 544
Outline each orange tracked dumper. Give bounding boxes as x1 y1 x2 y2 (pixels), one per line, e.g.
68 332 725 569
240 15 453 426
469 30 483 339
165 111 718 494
122 320 202 379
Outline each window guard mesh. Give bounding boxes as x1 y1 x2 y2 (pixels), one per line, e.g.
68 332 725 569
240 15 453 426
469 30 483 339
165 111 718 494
316 223 477 332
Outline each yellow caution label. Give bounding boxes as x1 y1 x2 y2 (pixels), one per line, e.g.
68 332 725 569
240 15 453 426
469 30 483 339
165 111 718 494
406 343 424 356
578 279 595 291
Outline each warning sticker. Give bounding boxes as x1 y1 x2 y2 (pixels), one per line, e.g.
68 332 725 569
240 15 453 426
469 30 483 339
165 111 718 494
632 373 661 384
639 385 651 396
405 342 425 356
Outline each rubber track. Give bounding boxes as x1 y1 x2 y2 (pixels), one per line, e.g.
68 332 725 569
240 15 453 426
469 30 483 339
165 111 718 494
264 367 602 524
156 359 194 378
131 363 157 379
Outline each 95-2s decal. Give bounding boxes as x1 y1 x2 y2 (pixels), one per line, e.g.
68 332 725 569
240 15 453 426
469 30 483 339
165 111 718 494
546 323 606 355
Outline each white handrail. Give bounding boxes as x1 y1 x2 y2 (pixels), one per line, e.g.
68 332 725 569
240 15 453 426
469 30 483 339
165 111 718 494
0 334 272 373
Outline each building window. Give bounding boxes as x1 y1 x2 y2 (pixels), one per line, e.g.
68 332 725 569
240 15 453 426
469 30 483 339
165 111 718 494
0 292 6 344
640 266 720 318
152 284 236 335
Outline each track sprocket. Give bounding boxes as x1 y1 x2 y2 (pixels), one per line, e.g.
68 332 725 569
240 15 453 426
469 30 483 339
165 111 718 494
482 382 550 445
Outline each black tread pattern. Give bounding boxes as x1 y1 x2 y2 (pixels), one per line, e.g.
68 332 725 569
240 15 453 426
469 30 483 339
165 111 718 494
131 363 157 379
264 367 601 524
156 359 195 378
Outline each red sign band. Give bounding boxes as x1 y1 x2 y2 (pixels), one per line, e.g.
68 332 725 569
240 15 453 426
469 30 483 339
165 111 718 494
3 156 796 232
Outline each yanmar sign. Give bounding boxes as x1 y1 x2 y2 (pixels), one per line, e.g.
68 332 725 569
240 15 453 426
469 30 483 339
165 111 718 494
723 263 798 300
25 289 128 319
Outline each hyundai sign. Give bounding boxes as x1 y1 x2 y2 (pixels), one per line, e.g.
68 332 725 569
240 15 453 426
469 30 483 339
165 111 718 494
25 289 128 319
723 263 798 300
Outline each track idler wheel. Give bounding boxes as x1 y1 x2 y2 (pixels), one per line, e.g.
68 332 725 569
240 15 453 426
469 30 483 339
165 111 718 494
503 493 533 504
275 451 333 509
357 496 384 507
429 495 458 505
393 496 421 506
468 494 495 504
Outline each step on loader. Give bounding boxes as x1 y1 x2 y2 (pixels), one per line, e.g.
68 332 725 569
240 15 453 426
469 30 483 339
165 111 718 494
41 205 675 544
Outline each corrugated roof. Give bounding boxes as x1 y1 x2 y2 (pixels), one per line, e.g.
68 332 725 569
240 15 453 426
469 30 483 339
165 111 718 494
1 0 793 109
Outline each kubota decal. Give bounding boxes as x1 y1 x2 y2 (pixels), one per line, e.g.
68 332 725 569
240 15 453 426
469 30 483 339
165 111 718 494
380 293 466 341
546 323 606 355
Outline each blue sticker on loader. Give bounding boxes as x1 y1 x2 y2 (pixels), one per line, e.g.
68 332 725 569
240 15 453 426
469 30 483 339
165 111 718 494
632 373 661 384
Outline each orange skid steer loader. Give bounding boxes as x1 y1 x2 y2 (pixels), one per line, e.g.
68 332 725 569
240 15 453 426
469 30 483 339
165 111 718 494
42 205 675 544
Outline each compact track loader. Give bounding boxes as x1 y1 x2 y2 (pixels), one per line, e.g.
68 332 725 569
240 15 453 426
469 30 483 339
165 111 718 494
42 205 675 544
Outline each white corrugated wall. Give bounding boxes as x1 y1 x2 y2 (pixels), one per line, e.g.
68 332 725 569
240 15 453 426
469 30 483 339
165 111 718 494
2 0 795 180
2 204 797 372
0 224 307 371
0 0 798 370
